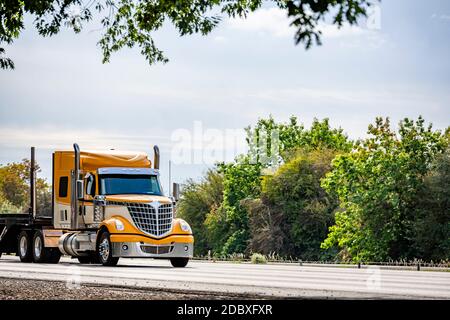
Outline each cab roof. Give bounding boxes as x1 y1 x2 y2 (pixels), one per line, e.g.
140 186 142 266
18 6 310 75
54 149 152 172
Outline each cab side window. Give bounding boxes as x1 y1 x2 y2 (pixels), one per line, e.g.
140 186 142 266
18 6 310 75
59 176 68 198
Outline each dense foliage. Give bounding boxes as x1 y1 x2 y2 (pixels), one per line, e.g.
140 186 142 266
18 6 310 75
321 117 449 262
0 159 51 215
178 116 450 262
179 117 353 258
243 149 340 260
1 0 373 69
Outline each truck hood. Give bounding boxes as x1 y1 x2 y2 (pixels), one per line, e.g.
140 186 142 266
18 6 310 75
105 194 172 204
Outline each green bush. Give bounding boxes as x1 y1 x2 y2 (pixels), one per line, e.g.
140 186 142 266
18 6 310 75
251 253 267 264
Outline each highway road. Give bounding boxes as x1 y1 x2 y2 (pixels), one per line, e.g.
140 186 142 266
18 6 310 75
0 255 449 299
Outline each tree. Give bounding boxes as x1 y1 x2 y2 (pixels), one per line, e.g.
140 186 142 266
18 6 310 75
321 117 448 262
1 0 374 69
204 116 351 256
207 156 262 255
246 116 352 166
177 168 223 255
244 149 340 260
411 146 450 261
0 159 51 215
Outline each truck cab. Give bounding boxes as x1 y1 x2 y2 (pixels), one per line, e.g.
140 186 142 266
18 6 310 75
0 144 193 267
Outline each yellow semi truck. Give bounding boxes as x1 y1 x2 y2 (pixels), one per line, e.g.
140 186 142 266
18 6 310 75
0 144 194 267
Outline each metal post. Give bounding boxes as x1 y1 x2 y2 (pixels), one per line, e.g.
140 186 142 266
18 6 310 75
168 160 172 196
29 147 36 219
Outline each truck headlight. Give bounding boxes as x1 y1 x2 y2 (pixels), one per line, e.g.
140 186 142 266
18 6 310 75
179 220 192 233
115 219 125 231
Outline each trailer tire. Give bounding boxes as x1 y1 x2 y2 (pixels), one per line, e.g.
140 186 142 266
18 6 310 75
170 258 189 268
18 231 33 263
32 230 52 263
97 231 119 266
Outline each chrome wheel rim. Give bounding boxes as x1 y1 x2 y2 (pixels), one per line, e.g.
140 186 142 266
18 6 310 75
34 236 42 259
99 238 110 261
20 236 27 257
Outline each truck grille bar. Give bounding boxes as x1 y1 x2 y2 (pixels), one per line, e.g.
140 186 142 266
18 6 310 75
108 202 173 237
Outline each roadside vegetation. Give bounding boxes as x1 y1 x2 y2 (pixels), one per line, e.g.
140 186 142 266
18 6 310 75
178 116 450 263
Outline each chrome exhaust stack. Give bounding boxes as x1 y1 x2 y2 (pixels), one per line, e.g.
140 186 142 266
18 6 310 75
153 145 160 170
71 143 84 229
29 147 36 218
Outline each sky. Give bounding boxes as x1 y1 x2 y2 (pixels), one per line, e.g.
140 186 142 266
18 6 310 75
1 0 449 193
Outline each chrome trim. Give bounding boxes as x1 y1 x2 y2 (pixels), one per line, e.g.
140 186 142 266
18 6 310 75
19 235 28 257
98 167 159 175
108 201 173 238
112 242 193 258
34 236 42 259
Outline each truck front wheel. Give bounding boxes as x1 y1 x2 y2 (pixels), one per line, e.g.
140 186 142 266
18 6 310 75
97 231 119 266
18 231 33 262
170 258 189 268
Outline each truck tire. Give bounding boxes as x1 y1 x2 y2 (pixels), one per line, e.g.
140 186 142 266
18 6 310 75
97 231 119 266
78 256 92 264
32 230 60 263
18 231 33 263
47 249 62 264
78 254 99 264
170 258 189 268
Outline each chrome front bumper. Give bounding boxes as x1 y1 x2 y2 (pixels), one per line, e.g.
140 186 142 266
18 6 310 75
111 242 193 258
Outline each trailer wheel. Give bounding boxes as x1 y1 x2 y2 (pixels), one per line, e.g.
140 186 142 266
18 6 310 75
18 231 33 262
170 258 189 268
32 230 61 264
97 231 119 266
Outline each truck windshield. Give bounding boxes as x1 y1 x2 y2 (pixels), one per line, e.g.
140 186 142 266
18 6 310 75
99 174 162 196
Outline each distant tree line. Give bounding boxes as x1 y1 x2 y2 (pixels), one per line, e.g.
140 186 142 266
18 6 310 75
178 116 450 262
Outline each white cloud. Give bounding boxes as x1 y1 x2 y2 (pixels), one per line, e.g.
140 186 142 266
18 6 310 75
0 126 172 151
213 35 228 43
431 13 450 21
227 7 294 38
318 23 367 38
227 7 373 40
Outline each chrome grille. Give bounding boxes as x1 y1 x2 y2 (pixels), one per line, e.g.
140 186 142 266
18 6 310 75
140 245 174 254
108 201 173 237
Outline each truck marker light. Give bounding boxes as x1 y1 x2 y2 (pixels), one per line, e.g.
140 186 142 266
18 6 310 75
115 219 125 231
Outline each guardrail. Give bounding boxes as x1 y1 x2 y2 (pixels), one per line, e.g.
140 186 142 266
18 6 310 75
192 255 450 270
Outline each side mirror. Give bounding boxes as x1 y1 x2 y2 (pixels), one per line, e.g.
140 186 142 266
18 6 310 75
172 182 180 202
76 180 85 200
